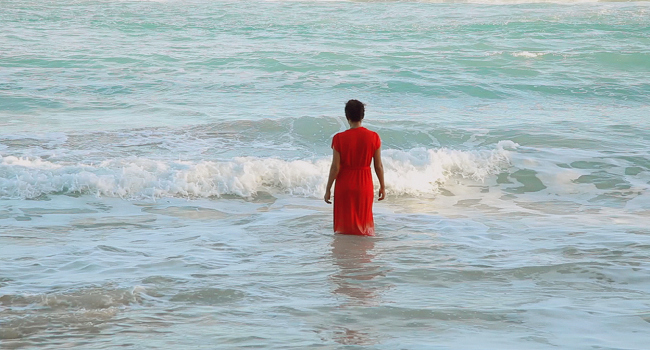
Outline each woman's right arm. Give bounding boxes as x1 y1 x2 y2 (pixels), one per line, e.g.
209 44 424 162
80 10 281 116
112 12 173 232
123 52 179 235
324 149 340 204
373 148 386 201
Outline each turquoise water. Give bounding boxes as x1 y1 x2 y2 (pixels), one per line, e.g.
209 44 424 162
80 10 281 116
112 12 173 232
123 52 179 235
1 1 649 349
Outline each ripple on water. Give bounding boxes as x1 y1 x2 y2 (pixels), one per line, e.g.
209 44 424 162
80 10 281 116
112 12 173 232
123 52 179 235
0 285 144 342
169 288 246 305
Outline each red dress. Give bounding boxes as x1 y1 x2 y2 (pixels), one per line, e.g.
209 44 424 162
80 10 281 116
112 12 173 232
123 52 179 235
331 127 381 236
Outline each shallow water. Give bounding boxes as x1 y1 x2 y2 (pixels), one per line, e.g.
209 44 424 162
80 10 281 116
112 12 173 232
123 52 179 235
1 0 650 349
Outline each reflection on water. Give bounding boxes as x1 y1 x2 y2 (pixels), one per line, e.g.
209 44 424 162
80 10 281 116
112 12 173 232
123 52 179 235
330 234 386 346
331 234 382 305
332 327 375 347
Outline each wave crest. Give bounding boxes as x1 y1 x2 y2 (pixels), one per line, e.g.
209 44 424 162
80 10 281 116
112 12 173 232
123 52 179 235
0 142 516 200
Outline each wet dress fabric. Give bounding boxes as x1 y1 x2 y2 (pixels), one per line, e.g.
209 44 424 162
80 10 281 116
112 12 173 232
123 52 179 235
331 127 381 236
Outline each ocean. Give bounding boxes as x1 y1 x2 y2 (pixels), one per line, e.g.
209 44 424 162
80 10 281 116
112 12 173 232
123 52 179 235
1 0 649 348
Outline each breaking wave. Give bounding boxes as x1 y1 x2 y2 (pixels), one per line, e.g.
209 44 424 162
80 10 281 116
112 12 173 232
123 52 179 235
0 141 517 200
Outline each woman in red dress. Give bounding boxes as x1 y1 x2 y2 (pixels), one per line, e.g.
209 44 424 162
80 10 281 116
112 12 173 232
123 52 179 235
324 100 385 236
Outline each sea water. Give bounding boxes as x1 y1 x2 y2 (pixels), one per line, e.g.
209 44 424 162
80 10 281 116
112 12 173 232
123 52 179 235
1 0 649 348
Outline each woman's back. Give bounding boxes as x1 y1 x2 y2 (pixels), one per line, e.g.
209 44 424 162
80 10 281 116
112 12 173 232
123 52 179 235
323 99 385 236
332 127 380 169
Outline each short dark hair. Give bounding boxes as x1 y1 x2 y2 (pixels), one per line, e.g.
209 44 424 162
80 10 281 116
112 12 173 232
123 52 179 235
345 99 365 122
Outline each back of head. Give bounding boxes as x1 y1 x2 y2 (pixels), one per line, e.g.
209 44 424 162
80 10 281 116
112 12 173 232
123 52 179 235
345 99 365 122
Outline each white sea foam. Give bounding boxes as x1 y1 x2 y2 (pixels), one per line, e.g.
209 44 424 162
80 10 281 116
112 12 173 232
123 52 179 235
383 140 516 196
512 51 546 58
0 142 516 200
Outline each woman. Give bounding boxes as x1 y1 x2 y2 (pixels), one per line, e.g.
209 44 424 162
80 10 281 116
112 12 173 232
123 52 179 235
324 100 385 236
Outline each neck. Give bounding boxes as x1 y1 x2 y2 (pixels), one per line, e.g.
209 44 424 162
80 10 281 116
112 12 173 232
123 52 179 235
348 121 362 129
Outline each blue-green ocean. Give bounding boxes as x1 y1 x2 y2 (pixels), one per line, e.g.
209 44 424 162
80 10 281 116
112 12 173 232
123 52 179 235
1 0 649 349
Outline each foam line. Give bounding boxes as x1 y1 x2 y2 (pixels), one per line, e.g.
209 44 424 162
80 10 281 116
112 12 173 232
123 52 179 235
0 141 516 200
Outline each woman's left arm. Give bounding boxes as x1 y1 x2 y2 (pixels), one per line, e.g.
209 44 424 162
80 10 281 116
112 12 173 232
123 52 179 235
373 147 386 201
324 149 341 204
